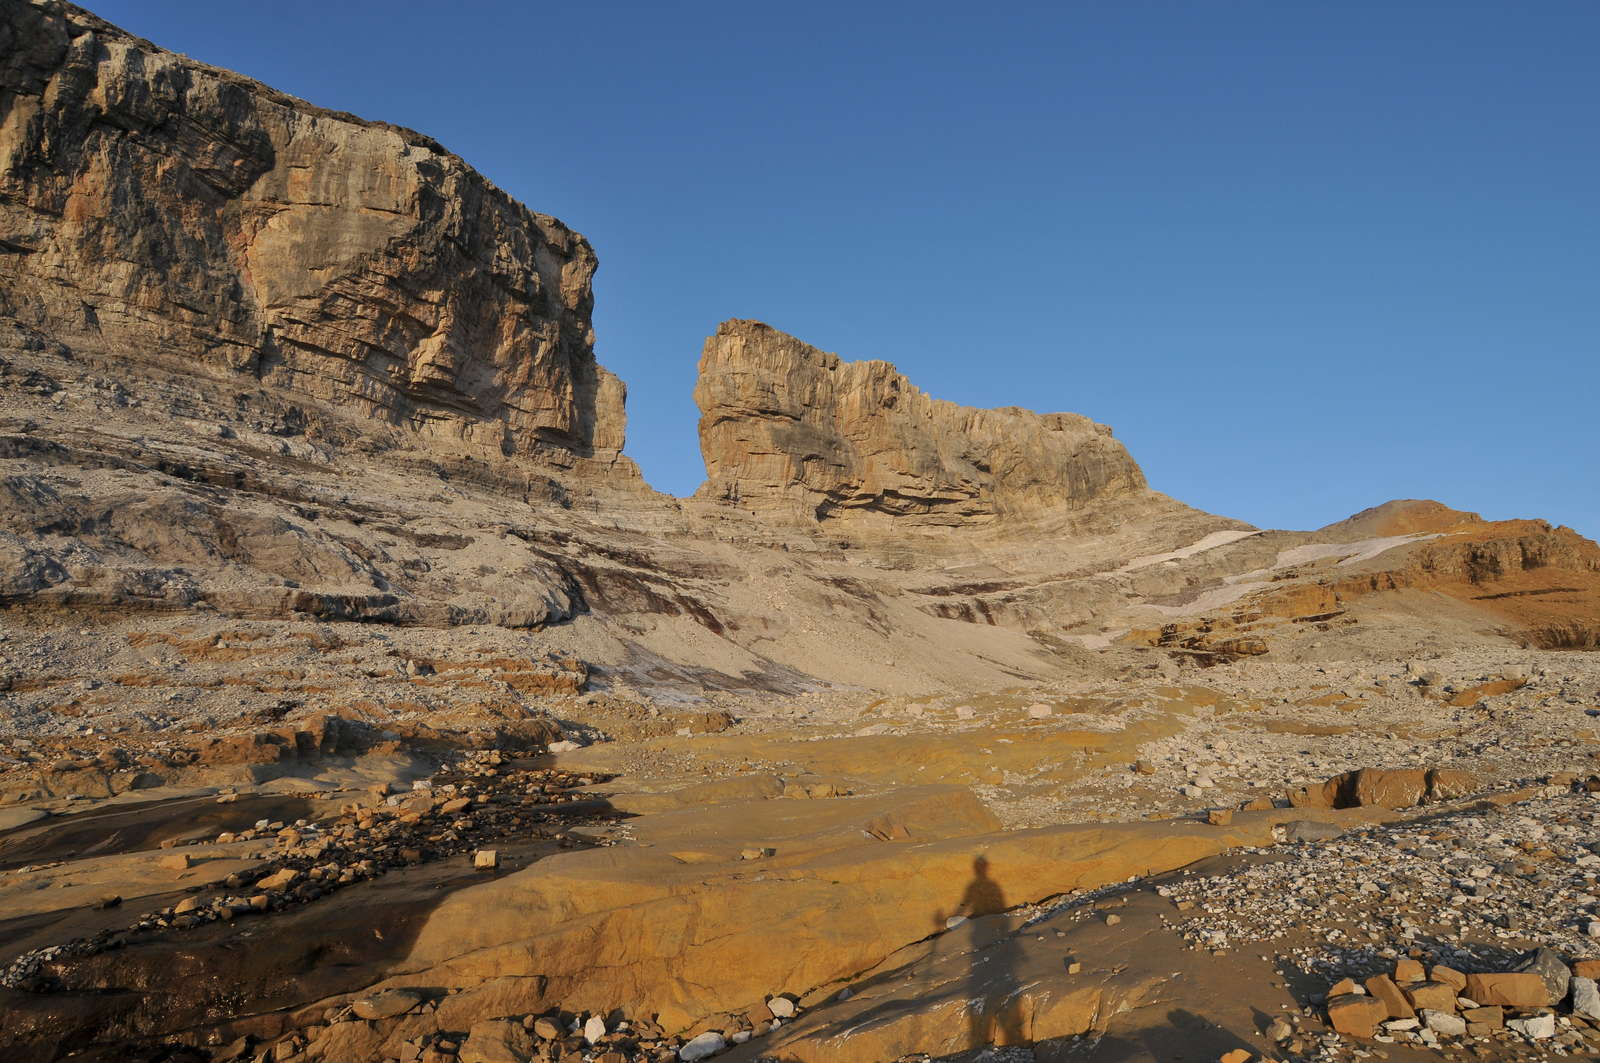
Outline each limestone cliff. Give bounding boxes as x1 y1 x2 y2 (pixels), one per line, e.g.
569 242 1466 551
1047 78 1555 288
0 0 627 468
694 320 1148 525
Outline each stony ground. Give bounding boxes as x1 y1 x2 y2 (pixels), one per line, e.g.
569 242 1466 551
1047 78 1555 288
4 642 1600 1062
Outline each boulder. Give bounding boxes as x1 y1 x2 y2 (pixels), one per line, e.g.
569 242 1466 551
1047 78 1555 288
460 1019 535 1063
1463 972 1554 1008
352 988 427 1021
1516 947 1571 1003
1290 768 1479 810
1326 994 1388 1038
1572 976 1600 1021
1401 982 1456 1013
1506 1013 1555 1040
1363 975 1414 1018
679 1031 726 1061
1393 958 1426 983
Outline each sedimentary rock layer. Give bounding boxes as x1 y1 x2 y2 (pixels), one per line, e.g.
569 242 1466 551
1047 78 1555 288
694 319 1147 525
0 0 627 468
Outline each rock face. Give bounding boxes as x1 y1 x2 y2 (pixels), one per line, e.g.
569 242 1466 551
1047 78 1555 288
694 320 1147 525
0 0 627 468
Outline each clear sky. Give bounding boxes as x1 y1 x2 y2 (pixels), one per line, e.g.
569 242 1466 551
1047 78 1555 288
91 0 1599 538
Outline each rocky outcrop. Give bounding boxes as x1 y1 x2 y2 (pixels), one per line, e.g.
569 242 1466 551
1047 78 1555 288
1318 499 1483 540
694 320 1147 525
0 0 627 468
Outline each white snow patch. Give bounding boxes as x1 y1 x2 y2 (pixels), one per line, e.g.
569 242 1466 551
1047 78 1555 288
1116 529 1261 575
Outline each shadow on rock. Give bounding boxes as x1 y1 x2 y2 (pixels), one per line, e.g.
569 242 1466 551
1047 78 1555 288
1032 1009 1257 1063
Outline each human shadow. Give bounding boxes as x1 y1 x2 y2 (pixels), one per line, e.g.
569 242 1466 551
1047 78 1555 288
933 855 1026 1051
1030 1008 1259 1062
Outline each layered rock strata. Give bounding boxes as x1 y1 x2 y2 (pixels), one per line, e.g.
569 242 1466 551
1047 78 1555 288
0 0 628 468
694 319 1147 525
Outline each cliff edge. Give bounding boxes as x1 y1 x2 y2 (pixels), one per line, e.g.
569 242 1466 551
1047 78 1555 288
0 0 629 470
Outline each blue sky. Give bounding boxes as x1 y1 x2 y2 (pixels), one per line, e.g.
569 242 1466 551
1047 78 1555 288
94 1 1599 538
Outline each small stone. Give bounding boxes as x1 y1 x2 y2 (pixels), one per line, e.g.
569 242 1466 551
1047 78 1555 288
474 850 499 871
1420 1009 1466 1037
1461 1006 1503 1028
255 868 300 891
1104 913 1121 926
1207 809 1233 826
583 1015 606 1044
1026 703 1053 718
1219 1051 1252 1063
1265 1017 1292 1042
532 1016 561 1040
767 997 795 1018
1329 978 1363 997
1430 965 1467 991
1066 961 1083 975
173 896 202 915
159 852 193 871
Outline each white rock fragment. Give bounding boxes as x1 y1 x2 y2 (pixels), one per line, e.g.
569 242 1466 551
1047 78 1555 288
1507 1013 1555 1039
678 1031 727 1061
1573 976 1600 1021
